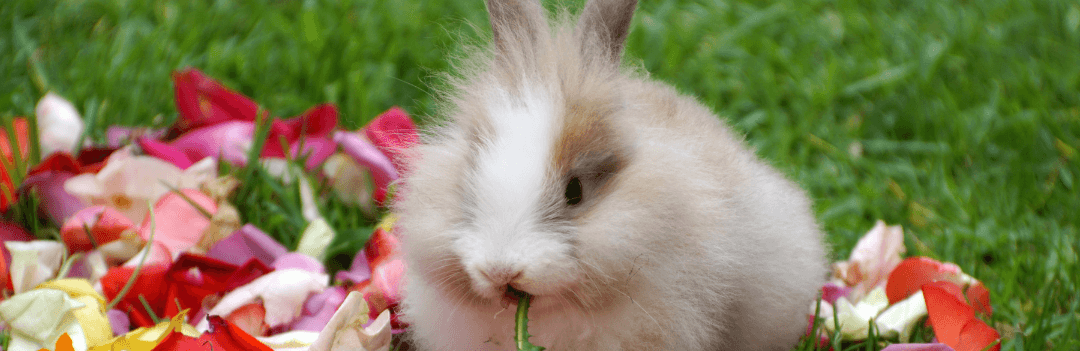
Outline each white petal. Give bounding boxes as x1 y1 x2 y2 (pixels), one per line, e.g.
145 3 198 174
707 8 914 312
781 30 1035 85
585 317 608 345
0 288 89 351
35 93 85 157
257 331 320 351
198 268 329 330
309 291 391 351
5 241 65 294
875 290 928 342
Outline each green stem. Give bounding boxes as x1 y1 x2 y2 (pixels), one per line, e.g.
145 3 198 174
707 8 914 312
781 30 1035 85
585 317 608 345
511 288 545 351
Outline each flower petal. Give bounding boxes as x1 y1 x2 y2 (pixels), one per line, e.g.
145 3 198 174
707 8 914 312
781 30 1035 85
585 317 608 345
169 121 255 166
334 250 371 285
22 170 88 224
61 206 136 254
35 93 85 157
6 241 65 294
956 318 1001 351
289 286 347 332
206 224 288 267
922 280 974 348
881 344 956 351
876 290 928 342
272 253 326 274
332 131 398 205
296 218 334 261
833 221 905 299
99 263 169 328
137 137 194 169
309 291 391 351
886 257 964 304
0 288 88 350
139 189 218 260
226 302 270 337
199 268 329 330
363 106 417 167
172 68 260 133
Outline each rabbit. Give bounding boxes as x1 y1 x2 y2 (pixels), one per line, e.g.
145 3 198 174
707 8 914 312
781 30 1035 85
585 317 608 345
393 0 828 350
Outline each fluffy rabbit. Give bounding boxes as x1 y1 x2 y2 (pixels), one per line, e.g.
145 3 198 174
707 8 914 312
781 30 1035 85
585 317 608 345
394 0 827 349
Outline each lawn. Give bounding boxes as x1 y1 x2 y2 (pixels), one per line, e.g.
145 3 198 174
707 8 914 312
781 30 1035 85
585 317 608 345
2 0 1078 349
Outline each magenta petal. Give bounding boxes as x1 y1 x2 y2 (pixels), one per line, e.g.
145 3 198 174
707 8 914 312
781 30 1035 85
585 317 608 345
821 282 853 305
107 309 131 335
333 131 399 202
170 121 255 166
289 285 347 332
334 251 372 285
290 137 337 170
138 137 194 169
21 171 88 224
881 344 956 351
207 224 288 267
271 252 326 274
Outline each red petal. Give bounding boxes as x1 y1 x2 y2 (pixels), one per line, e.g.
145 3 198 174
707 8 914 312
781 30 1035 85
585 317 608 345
226 303 269 337
60 206 136 253
279 104 339 138
886 257 961 304
100 264 171 327
922 281 975 348
364 107 417 167
204 315 274 351
0 118 29 210
965 282 992 317
172 68 260 133
28 152 80 175
956 319 1001 351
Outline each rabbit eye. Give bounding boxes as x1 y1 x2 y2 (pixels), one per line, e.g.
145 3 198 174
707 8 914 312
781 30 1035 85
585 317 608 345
565 177 583 205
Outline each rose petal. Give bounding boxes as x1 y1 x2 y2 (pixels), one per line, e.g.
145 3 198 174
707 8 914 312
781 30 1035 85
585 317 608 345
289 286 348 332
99 263 169 328
22 170 88 224
295 218 334 261
956 319 1001 351
198 268 329 330
821 282 853 305
206 224 288 267
965 282 992 317
139 189 218 260
226 302 270 337
876 290 928 342
169 121 255 166
334 250 372 285
35 93 85 157
107 309 130 336
138 137 194 169
105 126 167 148
887 257 964 304
363 106 417 167
0 118 30 210
0 288 89 350
36 279 113 346
172 68 260 133
332 131 399 204
272 253 326 274
6 241 65 294
308 291 391 351
922 281 974 348
202 315 275 351
61 206 136 253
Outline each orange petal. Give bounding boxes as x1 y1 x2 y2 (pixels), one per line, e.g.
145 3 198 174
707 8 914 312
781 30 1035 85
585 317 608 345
38 333 75 351
886 257 961 304
957 318 1001 351
965 282 992 317
922 281 975 348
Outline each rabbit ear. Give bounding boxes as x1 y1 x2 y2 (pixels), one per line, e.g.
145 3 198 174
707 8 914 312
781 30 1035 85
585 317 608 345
486 0 548 56
576 0 638 64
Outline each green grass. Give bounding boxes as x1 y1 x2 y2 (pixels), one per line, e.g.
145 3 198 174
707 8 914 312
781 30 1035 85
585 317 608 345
2 0 1078 349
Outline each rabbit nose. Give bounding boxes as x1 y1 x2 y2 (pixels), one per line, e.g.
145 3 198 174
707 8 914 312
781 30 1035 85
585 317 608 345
478 264 524 288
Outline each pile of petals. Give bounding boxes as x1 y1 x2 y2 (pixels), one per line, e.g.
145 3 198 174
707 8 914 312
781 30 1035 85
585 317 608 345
809 221 1000 351
0 68 416 351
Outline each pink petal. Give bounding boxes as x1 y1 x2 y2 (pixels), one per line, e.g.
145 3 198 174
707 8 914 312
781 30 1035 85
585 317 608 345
138 137 194 169
841 221 905 297
272 253 326 274
206 224 288 267
138 189 218 259
278 104 339 139
333 131 399 204
289 137 337 170
289 286 348 332
169 121 255 166
334 251 372 285
107 309 131 335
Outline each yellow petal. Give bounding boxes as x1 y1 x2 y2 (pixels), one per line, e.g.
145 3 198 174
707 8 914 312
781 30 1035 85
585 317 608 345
34 279 112 345
89 310 198 351
0 288 88 350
